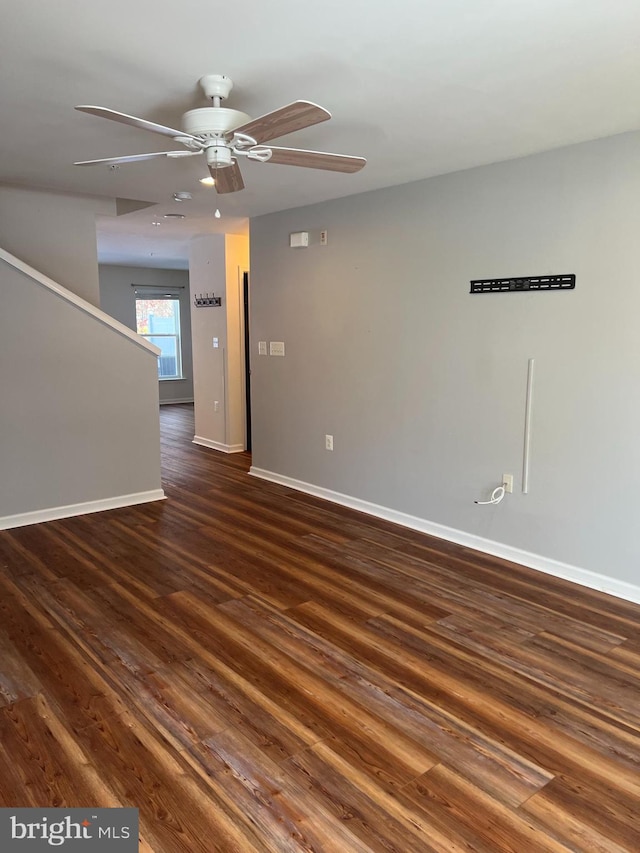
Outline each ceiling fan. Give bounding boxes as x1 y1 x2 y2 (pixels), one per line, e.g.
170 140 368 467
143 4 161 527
74 75 366 193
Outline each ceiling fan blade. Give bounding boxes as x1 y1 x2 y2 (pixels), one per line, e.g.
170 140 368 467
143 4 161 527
264 146 366 173
232 101 331 145
210 160 244 193
74 151 202 166
75 105 196 141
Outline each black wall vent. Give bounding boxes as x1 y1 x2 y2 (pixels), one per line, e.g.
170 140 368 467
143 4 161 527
470 274 575 294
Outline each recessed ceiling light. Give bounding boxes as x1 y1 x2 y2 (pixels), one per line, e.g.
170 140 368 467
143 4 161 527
164 213 185 219
199 176 215 186
151 220 161 226
172 191 192 201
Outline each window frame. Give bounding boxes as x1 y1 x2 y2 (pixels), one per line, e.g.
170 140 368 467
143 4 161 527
135 295 184 381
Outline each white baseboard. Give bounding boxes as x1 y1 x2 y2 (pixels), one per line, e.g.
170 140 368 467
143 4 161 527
249 467 640 606
193 436 244 454
160 398 194 405
0 489 166 531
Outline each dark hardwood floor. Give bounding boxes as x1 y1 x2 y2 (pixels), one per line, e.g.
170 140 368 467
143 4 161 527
1 403 639 851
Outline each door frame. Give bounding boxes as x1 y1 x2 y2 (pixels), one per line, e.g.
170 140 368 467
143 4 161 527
242 270 252 452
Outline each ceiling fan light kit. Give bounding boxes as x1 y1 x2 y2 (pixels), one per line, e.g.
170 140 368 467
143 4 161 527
74 74 366 194
204 141 233 169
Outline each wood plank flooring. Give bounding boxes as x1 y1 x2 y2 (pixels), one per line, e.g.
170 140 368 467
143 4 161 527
1 402 639 851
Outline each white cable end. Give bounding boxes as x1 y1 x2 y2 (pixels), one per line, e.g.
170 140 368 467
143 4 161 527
474 484 507 505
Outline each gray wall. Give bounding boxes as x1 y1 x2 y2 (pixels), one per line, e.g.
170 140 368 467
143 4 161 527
189 235 228 445
0 259 162 519
99 264 194 404
0 186 115 305
250 130 640 588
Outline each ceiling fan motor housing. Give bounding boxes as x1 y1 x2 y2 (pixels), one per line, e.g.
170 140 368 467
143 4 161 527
183 107 251 137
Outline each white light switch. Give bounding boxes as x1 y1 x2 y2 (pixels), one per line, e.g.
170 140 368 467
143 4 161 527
258 341 267 355
270 341 285 356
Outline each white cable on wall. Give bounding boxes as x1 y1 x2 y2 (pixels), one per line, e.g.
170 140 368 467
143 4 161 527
522 358 535 494
474 484 507 505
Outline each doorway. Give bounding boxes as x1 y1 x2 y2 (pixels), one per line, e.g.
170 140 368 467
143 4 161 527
243 271 252 452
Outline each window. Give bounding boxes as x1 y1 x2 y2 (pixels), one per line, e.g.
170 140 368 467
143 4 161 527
136 297 183 379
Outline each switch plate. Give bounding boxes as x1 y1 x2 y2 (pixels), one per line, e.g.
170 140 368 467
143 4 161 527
502 474 513 493
214 401 219 412
325 434 333 451
258 341 267 355
212 337 219 348
320 230 328 245
270 341 285 356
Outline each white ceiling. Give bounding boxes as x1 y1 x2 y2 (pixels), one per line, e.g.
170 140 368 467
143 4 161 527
2 0 640 267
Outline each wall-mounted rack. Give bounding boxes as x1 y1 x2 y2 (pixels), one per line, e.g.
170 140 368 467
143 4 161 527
470 274 575 294
193 293 222 307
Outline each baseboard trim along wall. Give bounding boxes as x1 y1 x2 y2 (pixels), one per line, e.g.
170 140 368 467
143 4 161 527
160 398 195 405
193 436 244 454
249 466 640 606
0 489 166 531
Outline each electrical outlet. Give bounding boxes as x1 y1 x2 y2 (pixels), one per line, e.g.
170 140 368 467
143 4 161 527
320 230 328 245
214 401 219 412
325 434 333 451
502 473 513 493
